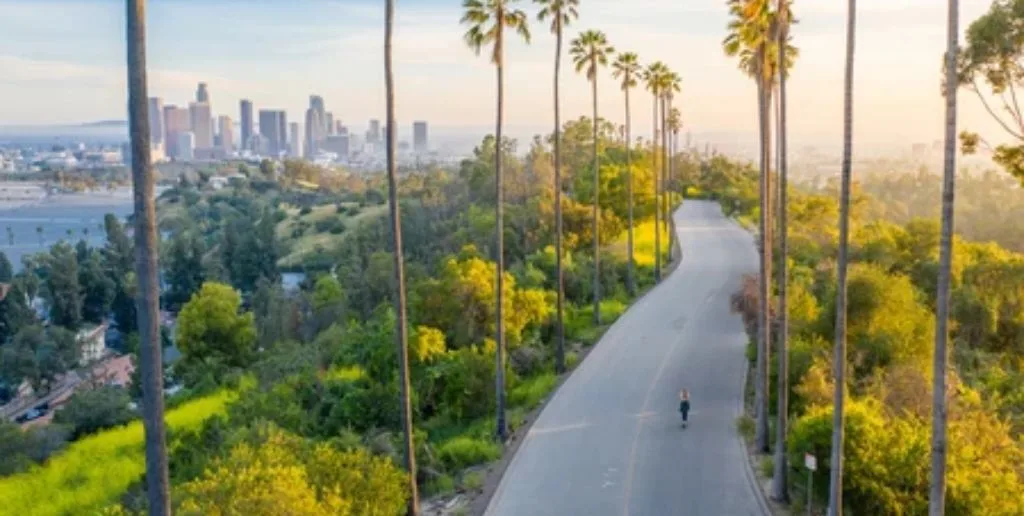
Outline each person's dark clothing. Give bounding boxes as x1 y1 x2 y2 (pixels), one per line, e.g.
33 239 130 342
679 400 691 421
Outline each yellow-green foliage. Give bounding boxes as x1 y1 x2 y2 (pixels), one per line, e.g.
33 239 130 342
435 436 501 471
509 372 557 409
0 390 234 516
609 218 671 267
178 425 408 516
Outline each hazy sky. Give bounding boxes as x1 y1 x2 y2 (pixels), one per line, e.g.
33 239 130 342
0 0 1012 150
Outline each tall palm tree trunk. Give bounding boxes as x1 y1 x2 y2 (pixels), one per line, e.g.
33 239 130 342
625 86 635 297
661 97 669 257
771 11 791 500
829 1 857 513
125 1 170 513
652 95 661 282
385 0 419 512
591 72 601 325
930 0 959 513
553 20 566 374
495 31 508 443
755 75 772 454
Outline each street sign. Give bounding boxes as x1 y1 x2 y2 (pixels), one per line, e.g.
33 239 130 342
805 453 817 471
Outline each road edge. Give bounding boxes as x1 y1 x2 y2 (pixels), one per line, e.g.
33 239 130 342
466 207 687 516
738 365 773 516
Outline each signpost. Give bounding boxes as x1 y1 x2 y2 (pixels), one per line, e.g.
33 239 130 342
804 453 817 515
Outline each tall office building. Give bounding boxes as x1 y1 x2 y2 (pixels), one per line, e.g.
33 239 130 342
189 102 213 149
163 105 190 158
309 95 326 125
239 99 253 152
322 134 349 158
218 116 234 153
368 119 381 144
258 110 287 156
305 108 322 158
196 82 209 103
277 113 288 156
413 121 428 153
289 122 302 157
148 97 164 148
326 112 335 135
177 132 195 160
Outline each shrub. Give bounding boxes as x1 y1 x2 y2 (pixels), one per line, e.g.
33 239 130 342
509 372 556 409
435 436 501 471
53 386 135 440
298 205 313 216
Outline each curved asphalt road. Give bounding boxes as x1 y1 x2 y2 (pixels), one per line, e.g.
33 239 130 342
485 200 763 516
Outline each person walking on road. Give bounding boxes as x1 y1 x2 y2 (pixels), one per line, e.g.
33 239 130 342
679 389 691 427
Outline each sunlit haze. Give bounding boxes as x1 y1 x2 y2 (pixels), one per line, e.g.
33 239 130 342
0 0 1008 154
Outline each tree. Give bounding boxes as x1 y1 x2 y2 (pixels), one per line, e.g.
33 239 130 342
931 0 960 512
724 0 775 454
957 0 1024 185
642 62 668 281
659 71 680 253
126 1 171 510
79 249 116 325
384 0 420 509
461 0 531 442
771 0 796 502
0 277 37 343
176 282 257 380
535 0 578 374
44 242 83 331
53 385 134 439
0 325 79 394
828 0 857 513
163 230 206 312
570 30 614 325
0 251 12 282
613 52 641 297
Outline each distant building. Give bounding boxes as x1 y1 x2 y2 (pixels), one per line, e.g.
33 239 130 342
240 99 254 152
413 121 428 153
148 97 164 149
368 119 381 145
177 132 195 160
277 113 288 157
258 110 287 156
305 108 322 158
218 115 234 153
189 102 213 149
196 82 209 103
289 122 302 157
322 134 349 158
78 322 110 365
163 105 190 158
326 112 335 135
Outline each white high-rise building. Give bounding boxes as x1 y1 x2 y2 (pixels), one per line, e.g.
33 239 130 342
189 102 213 149
289 122 302 157
177 132 195 160
218 116 234 153
147 97 164 150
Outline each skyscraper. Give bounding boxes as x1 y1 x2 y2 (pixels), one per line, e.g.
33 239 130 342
240 99 253 152
148 97 164 148
326 112 335 135
189 102 213 149
305 107 322 159
277 113 288 157
258 110 286 156
218 116 234 153
177 132 195 160
289 122 302 157
368 119 381 144
413 121 428 153
163 105 190 158
196 82 209 103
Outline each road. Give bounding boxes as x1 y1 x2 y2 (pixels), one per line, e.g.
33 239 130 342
485 200 764 516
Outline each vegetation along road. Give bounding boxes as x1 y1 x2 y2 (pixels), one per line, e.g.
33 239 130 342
486 200 763 516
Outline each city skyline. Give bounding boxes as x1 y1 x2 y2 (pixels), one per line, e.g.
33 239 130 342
0 0 1012 150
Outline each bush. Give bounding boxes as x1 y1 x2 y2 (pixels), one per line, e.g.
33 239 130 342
53 386 135 440
435 436 501 471
509 372 556 409
298 205 313 216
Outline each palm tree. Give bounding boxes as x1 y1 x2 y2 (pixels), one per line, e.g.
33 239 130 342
36 226 44 248
612 52 641 296
643 61 668 281
662 72 681 251
461 0 531 442
385 0 419 512
931 0 959 512
668 105 682 252
770 0 796 503
126 0 171 512
570 29 614 326
828 0 857 513
535 0 579 374
724 0 776 454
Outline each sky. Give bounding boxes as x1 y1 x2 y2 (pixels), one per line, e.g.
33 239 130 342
0 0 1012 153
